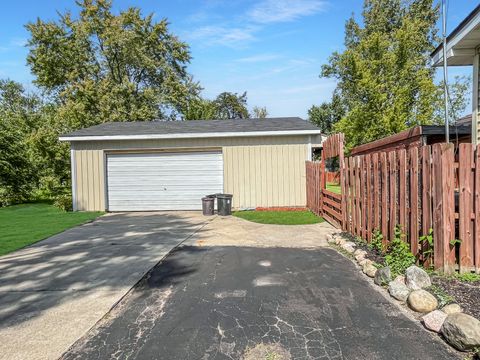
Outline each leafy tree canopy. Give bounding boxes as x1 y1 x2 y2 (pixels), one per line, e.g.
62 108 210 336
26 0 199 128
252 106 268 119
183 91 252 120
321 0 441 149
308 92 345 134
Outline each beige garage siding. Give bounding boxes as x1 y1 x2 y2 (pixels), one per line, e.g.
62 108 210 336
71 135 318 211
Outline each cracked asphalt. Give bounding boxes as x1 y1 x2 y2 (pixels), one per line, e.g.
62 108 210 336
61 246 460 360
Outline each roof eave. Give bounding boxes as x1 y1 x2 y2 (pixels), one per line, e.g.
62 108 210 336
431 4 480 67
59 129 322 142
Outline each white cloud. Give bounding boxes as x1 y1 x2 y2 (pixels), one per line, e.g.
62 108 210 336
189 25 258 47
236 54 280 63
248 0 327 24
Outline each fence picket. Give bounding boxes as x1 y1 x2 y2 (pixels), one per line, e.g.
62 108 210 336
459 144 474 273
409 147 419 257
380 152 389 244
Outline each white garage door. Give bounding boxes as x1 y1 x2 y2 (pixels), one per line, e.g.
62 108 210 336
106 151 223 211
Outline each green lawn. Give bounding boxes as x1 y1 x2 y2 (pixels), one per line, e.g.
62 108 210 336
233 210 324 225
326 182 342 194
0 203 103 256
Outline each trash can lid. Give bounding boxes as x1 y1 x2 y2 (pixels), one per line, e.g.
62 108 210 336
216 193 233 199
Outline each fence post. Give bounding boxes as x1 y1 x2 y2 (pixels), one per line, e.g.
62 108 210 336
432 143 456 274
458 143 474 273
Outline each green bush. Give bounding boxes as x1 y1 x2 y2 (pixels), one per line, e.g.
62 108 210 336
53 193 73 212
369 229 385 253
385 234 416 277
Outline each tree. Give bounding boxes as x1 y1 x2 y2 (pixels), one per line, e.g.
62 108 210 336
308 92 345 134
26 0 199 129
321 0 440 149
252 106 268 119
433 75 471 125
214 92 249 119
182 98 217 120
0 121 36 205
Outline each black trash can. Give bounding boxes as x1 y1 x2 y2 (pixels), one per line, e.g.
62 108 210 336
201 196 215 216
216 194 233 216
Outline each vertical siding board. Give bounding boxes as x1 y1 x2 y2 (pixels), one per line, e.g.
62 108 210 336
255 146 262 207
75 151 82 211
409 147 419 257
82 151 89 211
92 151 99 211
459 143 474 272
98 151 105 210
278 146 285 206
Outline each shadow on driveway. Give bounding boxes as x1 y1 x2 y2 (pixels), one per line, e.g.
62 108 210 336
0 212 211 360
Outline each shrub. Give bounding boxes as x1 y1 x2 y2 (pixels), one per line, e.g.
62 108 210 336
385 227 416 277
369 229 385 253
53 193 73 212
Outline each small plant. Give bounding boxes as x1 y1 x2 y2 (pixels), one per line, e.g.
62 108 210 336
53 193 73 212
385 226 416 277
355 236 367 247
450 238 462 246
419 228 434 264
427 284 455 308
369 229 384 253
455 272 480 283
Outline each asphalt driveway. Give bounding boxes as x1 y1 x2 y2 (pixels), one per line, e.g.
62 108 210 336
62 244 460 359
0 212 211 360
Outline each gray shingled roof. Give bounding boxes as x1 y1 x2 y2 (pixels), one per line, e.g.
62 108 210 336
60 117 321 139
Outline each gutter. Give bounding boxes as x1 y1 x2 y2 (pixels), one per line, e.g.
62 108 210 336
59 129 322 142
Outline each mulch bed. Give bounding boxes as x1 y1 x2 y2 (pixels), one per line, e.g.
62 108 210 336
431 275 480 320
340 232 480 321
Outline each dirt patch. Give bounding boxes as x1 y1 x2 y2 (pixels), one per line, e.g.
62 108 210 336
242 343 291 360
431 276 480 320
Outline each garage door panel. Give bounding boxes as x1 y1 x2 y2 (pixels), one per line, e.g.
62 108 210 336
107 151 223 211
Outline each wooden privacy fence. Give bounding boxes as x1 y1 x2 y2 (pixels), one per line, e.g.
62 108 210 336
306 134 480 274
343 143 479 274
306 133 345 228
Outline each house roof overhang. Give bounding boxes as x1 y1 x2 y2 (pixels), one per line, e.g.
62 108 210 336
431 4 480 67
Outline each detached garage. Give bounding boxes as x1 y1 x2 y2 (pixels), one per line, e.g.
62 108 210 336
59 118 323 212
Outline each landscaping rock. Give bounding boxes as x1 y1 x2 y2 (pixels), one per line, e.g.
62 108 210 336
358 258 369 267
326 234 335 244
441 304 463 315
393 275 406 284
374 266 391 286
354 249 367 262
422 310 447 333
341 242 356 254
441 313 480 351
407 290 438 313
335 238 346 246
363 263 377 278
405 265 431 290
388 280 410 302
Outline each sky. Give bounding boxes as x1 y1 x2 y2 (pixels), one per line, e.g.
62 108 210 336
0 0 479 118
